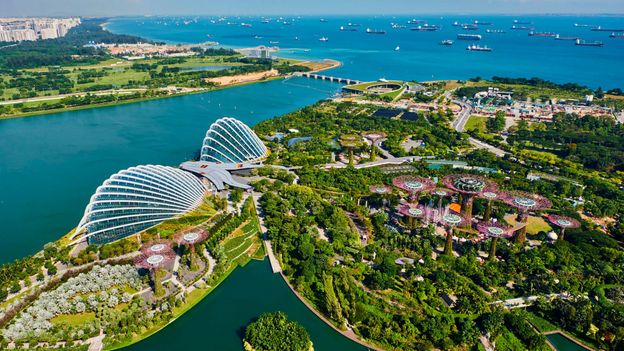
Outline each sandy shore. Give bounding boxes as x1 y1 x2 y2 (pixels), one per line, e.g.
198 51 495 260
206 69 280 87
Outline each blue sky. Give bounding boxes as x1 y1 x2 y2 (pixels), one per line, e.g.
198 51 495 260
3 0 624 17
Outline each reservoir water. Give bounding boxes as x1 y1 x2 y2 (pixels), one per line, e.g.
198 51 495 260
0 78 341 263
123 259 366 351
107 15 624 89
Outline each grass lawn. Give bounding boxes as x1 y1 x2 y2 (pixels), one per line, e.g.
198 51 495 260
526 312 558 332
494 330 527 351
50 312 96 326
505 214 552 235
465 115 488 133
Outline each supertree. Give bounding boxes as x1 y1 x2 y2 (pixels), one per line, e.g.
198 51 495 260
438 213 468 256
476 222 513 260
442 174 498 224
500 191 552 244
363 132 386 161
174 230 208 271
431 188 454 222
479 191 501 223
369 184 392 195
398 203 426 228
546 215 580 241
135 244 176 297
392 175 436 202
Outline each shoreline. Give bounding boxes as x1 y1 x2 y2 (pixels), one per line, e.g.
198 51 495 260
277 270 384 351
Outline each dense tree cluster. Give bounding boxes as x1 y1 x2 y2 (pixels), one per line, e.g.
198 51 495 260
244 311 312 351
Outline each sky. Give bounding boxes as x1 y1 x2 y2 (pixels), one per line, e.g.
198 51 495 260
3 0 624 17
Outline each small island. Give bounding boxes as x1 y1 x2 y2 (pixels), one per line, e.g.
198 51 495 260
243 312 313 351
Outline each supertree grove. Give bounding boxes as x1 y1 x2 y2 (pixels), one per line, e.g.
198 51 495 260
398 203 426 228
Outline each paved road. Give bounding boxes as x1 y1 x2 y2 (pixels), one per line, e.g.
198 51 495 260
468 137 507 157
373 138 394 159
451 99 473 132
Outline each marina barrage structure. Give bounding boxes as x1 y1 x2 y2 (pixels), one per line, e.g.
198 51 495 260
442 174 498 226
546 214 581 241
501 191 552 243
476 222 513 260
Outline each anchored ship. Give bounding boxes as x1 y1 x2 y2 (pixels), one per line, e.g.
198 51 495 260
529 32 557 37
457 34 482 40
575 39 604 47
555 34 579 41
466 44 492 52
486 29 506 34
591 26 624 32
440 40 454 45
366 28 387 34
411 24 440 31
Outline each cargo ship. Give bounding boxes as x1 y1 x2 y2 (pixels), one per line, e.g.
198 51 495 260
591 26 624 32
474 20 492 25
440 40 454 45
366 28 387 34
408 19 426 24
462 24 480 31
391 23 407 29
319 37 329 42
513 20 534 25
555 34 579 41
457 33 482 40
529 32 557 37
575 39 604 47
466 44 492 52
340 26 357 32
486 29 506 34
511 25 535 30
610 32 624 38
411 24 440 31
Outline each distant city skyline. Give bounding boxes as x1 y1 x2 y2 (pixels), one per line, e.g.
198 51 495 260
3 0 624 17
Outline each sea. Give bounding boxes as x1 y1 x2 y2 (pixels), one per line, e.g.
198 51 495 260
106 15 624 89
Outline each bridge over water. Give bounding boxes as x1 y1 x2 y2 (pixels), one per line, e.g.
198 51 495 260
293 72 362 85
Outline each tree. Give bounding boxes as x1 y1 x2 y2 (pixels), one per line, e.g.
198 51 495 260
486 111 506 133
244 311 312 351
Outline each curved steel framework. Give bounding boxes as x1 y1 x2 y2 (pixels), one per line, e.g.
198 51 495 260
392 176 435 196
200 117 268 164
476 221 513 260
500 191 552 243
73 165 208 245
369 184 392 195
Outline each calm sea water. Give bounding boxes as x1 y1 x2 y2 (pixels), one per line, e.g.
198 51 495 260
107 15 624 89
0 78 341 263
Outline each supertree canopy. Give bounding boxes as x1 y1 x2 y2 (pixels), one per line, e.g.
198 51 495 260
476 221 513 260
175 230 208 246
501 191 552 212
369 184 392 195
501 191 552 244
392 176 436 197
134 249 175 270
398 203 426 228
442 174 498 223
546 215 580 241
140 240 174 257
